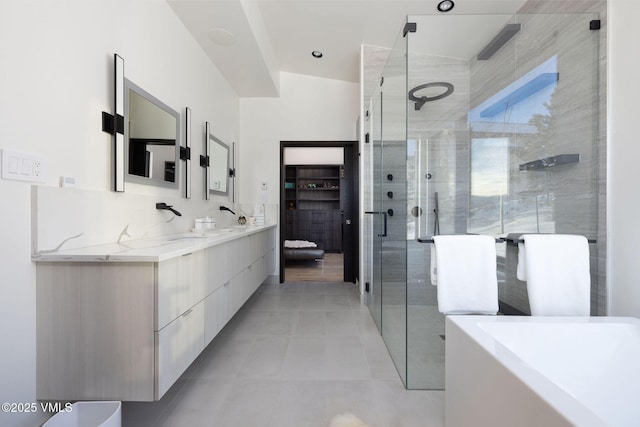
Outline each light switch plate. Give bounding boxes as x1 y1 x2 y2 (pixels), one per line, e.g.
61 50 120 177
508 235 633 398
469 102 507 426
2 149 47 183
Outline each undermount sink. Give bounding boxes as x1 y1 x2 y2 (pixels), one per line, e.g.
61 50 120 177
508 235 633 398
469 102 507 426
166 235 208 242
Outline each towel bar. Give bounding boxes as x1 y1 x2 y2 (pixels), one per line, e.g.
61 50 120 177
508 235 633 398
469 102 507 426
416 236 597 245
502 236 597 246
417 236 502 244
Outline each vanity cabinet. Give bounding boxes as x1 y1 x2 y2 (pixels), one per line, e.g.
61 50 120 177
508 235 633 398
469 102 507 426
36 226 276 402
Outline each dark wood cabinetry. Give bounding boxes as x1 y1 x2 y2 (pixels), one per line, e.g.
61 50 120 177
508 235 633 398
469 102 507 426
285 165 342 252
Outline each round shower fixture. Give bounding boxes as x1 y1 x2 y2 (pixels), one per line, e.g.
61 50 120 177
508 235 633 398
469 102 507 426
437 0 455 12
409 82 454 110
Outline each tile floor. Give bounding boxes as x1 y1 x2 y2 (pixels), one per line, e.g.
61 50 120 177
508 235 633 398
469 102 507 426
122 281 445 427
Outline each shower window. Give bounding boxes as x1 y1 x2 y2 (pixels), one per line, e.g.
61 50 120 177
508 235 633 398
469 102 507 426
467 55 566 244
469 137 509 238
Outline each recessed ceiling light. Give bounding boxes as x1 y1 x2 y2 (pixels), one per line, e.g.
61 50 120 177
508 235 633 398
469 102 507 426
311 51 323 58
208 28 236 46
437 0 455 13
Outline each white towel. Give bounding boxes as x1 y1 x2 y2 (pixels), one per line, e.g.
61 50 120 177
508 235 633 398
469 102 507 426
430 243 437 286
516 242 527 281
432 235 499 315
519 234 590 316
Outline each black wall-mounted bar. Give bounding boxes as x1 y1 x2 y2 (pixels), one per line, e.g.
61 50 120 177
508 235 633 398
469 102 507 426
477 23 521 60
180 146 191 161
184 107 191 199
101 112 124 135
113 54 125 192
519 154 580 171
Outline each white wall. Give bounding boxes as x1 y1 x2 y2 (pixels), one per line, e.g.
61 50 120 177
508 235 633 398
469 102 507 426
239 71 359 206
608 0 640 317
284 147 344 165
0 1 239 426
238 72 359 276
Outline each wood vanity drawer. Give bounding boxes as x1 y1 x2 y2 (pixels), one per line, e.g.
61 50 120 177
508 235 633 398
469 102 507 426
156 250 206 330
155 299 205 399
204 283 229 345
206 243 230 293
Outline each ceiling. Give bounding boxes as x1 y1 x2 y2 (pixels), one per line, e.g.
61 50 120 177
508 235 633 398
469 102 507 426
167 0 528 97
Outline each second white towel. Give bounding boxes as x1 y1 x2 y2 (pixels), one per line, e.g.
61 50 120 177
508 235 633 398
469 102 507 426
517 234 591 316
431 235 498 315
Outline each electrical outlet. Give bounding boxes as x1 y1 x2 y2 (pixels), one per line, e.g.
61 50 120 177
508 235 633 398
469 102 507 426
2 149 47 183
60 176 76 187
33 160 42 177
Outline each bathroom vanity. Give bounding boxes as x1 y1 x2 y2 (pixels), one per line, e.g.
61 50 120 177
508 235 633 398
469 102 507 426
34 225 276 401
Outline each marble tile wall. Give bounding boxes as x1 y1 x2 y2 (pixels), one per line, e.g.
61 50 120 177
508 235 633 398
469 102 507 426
469 4 606 315
516 1 607 316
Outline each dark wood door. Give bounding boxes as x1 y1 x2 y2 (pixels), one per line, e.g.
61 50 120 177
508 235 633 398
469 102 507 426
280 141 359 283
342 145 358 283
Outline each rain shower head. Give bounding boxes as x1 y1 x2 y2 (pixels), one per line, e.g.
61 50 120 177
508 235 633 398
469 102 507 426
408 82 454 111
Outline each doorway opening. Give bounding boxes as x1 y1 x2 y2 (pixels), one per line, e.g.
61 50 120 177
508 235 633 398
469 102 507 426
280 141 359 283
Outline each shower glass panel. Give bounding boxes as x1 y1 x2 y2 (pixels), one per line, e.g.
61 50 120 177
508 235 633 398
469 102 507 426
367 10 600 390
372 25 409 385
368 90 383 332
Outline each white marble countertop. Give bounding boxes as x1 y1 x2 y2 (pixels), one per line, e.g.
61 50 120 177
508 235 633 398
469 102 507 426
32 224 276 263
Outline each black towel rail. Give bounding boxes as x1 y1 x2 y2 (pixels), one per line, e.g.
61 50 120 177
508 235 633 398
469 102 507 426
417 235 597 245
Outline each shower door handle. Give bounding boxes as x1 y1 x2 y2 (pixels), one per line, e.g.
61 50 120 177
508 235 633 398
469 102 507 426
380 211 387 237
364 211 387 237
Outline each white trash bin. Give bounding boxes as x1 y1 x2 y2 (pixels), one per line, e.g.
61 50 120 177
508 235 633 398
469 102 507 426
43 401 121 427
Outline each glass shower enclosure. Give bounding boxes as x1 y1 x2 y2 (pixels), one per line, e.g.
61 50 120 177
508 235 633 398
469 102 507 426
365 11 601 389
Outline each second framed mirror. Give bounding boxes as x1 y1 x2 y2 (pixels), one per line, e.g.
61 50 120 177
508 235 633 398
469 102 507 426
208 131 230 197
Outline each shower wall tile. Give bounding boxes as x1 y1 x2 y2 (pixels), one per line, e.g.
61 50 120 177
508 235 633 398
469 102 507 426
407 241 436 306
550 0 610 315
470 4 606 314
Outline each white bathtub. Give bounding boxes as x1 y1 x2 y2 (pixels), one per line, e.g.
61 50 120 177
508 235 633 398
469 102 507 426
445 316 640 427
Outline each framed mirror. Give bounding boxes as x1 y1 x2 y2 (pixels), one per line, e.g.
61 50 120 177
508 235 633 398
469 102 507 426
124 79 180 188
209 133 230 197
